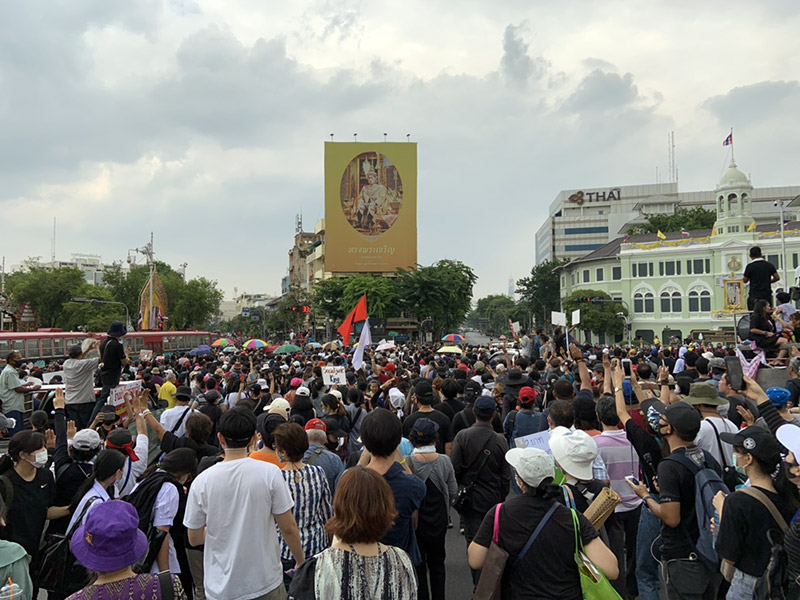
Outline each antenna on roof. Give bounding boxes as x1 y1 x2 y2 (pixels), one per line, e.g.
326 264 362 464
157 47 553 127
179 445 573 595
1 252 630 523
51 217 56 262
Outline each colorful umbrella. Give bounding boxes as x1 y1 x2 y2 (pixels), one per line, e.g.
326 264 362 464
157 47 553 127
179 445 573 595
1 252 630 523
211 338 235 347
274 344 302 354
188 345 212 356
305 342 322 349
377 341 396 351
265 344 280 353
437 345 463 354
441 333 465 343
322 341 341 351
222 346 237 353
243 339 268 349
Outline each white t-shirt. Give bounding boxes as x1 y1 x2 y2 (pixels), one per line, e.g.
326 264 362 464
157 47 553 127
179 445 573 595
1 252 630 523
184 458 294 600
149 481 181 575
67 480 110 533
114 434 149 498
696 416 737 468
160 405 197 438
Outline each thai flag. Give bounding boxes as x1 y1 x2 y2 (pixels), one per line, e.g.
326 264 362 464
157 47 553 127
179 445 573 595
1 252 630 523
723 133 733 146
681 228 690 237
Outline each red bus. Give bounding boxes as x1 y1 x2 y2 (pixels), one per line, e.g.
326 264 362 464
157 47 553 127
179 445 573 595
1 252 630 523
0 329 218 364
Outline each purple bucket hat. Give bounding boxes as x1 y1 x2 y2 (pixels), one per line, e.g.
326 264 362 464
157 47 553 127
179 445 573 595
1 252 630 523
70 500 147 573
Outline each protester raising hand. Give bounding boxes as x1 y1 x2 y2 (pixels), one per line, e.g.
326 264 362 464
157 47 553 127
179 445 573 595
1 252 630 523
53 387 66 411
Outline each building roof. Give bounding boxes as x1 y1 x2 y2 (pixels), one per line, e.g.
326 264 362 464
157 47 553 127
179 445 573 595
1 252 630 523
566 221 800 267
718 161 751 188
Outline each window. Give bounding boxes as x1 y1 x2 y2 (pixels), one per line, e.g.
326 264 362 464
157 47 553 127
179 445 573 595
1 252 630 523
665 261 676 276
596 268 604 282
41 338 52 357
672 292 682 313
632 264 637 277
767 254 780 269
612 266 622 280
705 258 711 273
583 270 590 283
793 253 798 269
25 339 38 358
564 226 609 235
634 291 654 313
571 273 575 285
561 276 565 287
53 338 63 357
687 260 692 275
659 262 664 276
565 244 605 252
660 293 671 313
689 290 712 312
693 259 704 274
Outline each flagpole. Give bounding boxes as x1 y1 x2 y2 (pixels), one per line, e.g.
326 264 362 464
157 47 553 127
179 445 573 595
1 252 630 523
730 127 735 163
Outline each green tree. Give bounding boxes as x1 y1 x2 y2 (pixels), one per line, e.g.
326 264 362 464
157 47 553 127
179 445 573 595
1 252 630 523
312 278 348 322
562 290 626 337
395 260 477 336
59 284 124 331
5 265 86 327
516 258 570 328
265 290 311 338
474 294 517 334
341 274 399 318
627 206 716 235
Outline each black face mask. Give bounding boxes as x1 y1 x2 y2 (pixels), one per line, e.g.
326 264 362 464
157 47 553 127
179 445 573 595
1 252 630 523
324 440 339 451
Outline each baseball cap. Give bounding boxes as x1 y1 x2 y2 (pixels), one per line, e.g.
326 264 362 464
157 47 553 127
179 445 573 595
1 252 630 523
329 389 343 402
388 387 406 409
720 426 782 462
549 430 598 481
506 447 555 488
414 380 434 400
72 429 102 452
776 424 800 458
410 418 439 443
296 386 310 397
322 416 347 438
664 401 701 437
473 361 486 372
290 377 303 388
518 386 538 405
304 418 326 432
464 380 482 400
383 363 396 372
293 361 301 367
267 398 291 419
473 395 496 418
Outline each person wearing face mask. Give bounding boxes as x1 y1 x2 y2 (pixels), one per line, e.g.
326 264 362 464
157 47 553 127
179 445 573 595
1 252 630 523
710 427 800 599
321 415 349 462
126 448 198 590
67 449 127 532
0 431 70 566
303 419 344 494
0 351 40 436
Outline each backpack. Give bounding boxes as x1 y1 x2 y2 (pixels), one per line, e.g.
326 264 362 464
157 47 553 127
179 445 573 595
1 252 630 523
738 487 790 600
509 408 544 443
665 449 729 565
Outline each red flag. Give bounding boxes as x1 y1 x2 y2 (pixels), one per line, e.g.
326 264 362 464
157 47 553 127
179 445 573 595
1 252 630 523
337 295 368 344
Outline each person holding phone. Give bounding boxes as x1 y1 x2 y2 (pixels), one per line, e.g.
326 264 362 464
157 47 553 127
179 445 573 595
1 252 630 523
749 299 789 358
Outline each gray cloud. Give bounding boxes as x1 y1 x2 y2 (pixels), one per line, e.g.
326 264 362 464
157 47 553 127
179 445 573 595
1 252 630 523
562 70 641 113
702 80 800 127
500 23 548 87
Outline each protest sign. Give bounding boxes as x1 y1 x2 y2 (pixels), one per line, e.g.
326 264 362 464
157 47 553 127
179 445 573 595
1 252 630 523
551 311 567 327
514 429 552 453
110 380 142 421
322 366 347 386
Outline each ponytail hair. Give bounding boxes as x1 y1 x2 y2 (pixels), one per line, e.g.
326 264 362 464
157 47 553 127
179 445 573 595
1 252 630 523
0 431 46 475
69 449 126 513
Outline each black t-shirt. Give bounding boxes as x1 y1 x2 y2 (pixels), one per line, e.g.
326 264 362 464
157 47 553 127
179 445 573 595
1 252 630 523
624 420 663 492
716 487 799 577
559 479 608 514
99 337 126 386
657 446 721 560
161 431 220 460
402 409 454 454
0 467 56 557
433 397 464 422
473 494 598 600
744 259 777 297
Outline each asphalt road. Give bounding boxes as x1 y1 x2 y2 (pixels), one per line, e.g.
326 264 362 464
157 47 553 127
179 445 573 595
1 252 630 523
463 331 491 347
443 515 478 599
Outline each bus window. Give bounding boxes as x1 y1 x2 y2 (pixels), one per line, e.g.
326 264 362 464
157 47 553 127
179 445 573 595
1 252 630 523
0 340 8 355
11 339 24 352
53 338 63 356
134 336 144 351
175 335 184 349
25 339 39 358
41 338 52 357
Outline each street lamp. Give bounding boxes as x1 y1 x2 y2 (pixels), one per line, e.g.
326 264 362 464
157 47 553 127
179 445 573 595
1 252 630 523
71 297 132 331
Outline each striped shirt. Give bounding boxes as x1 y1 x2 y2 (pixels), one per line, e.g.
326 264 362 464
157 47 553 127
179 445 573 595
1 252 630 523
278 464 333 561
594 429 643 512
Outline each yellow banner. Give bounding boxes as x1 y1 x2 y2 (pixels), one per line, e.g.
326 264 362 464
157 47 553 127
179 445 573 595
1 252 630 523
324 142 417 272
139 266 168 330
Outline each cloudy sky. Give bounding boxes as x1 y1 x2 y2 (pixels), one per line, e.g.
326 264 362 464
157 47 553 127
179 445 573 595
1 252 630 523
2 1 799 302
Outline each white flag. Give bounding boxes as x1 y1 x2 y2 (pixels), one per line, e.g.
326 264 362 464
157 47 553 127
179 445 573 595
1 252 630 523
352 319 372 371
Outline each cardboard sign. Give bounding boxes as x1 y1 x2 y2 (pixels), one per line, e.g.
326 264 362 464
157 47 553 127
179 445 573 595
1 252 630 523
551 311 567 327
571 309 581 326
139 349 153 361
513 429 552 453
110 380 142 421
322 366 347 386
42 371 65 384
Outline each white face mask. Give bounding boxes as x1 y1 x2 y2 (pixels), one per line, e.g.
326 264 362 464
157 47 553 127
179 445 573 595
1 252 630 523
29 450 48 468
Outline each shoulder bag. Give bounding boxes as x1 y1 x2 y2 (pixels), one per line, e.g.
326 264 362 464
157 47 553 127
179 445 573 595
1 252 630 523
453 432 495 513
473 502 559 600
571 509 622 600
32 497 100 594
706 419 747 491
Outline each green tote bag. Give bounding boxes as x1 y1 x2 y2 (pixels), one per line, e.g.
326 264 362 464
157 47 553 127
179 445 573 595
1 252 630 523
571 509 622 600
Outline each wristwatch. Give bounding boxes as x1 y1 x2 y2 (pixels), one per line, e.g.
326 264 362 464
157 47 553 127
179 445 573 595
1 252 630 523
614 387 622 394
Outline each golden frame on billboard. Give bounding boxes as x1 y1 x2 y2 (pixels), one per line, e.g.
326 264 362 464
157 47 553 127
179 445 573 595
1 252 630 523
324 142 417 272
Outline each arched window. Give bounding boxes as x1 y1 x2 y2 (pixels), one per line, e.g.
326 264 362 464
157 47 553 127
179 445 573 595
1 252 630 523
634 293 644 313
661 290 683 313
660 292 671 313
635 291 654 313
672 291 682 313
700 290 711 312
688 289 712 312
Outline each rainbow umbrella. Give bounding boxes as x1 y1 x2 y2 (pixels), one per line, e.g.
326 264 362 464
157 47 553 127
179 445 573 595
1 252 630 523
441 333 465 343
243 339 268 349
211 338 235 348
437 345 463 354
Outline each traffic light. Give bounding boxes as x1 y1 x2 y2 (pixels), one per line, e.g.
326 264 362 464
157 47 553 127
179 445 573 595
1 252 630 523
301 305 310 313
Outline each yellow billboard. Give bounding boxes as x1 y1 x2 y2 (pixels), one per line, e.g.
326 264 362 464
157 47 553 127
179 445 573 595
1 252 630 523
324 142 417 272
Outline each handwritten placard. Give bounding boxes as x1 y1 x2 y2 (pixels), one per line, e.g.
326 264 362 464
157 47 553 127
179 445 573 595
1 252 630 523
322 366 347 386
513 429 552 453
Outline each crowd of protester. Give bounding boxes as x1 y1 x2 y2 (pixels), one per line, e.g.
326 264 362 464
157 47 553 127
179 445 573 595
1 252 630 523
0 320 800 600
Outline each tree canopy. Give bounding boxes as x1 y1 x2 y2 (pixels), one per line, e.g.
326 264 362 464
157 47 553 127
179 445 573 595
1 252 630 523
562 289 626 337
516 258 570 328
628 206 716 235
